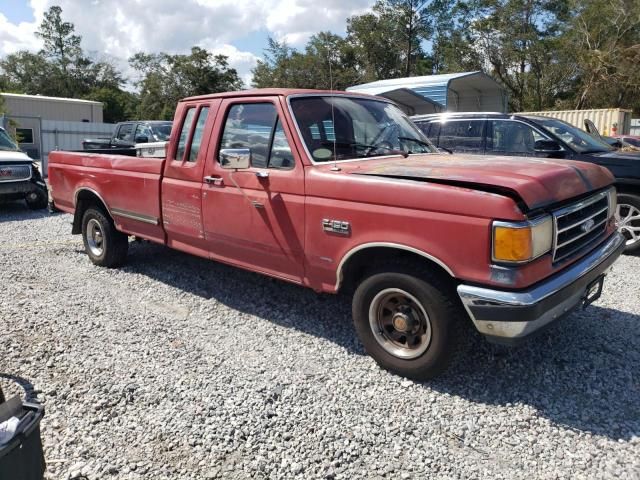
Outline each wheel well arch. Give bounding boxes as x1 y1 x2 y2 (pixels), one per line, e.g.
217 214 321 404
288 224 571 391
615 183 640 197
336 243 456 293
72 188 111 234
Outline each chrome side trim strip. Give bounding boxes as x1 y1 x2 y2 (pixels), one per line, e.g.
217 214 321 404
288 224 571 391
335 242 455 291
111 208 159 225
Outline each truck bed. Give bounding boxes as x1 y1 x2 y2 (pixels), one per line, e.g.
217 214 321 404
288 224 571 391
48 151 166 243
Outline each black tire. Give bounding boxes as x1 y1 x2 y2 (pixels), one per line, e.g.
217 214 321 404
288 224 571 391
25 187 48 210
352 263 464 380
81 207 129 267
617 193 640 254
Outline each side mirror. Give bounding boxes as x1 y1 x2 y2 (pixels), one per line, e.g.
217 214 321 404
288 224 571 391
220 148 251 169
534 139 561 152
135 135 149 143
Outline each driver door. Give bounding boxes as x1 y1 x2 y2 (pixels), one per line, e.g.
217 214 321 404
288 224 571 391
200 97 305 283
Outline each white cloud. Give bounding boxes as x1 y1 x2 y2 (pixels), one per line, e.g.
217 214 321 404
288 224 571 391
0 13 41 55
0 0 375 85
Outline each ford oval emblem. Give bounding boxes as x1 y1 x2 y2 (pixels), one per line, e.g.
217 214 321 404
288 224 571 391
581 218 595 233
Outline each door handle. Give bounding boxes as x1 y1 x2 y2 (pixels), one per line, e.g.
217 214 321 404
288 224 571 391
251 200 265 209
204 175 224 186
255 171 269 179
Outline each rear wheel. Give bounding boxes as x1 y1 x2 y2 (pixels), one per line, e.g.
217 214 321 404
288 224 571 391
81 207 128 267
352 264 463 380
616 193 640 253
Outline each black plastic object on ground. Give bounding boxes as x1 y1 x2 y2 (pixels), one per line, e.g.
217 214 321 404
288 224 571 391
0 385 46 480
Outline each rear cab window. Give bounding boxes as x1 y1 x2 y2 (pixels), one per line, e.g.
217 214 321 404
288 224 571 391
173 106 210 163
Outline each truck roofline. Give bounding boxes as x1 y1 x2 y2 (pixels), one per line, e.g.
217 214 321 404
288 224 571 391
181 88 380 103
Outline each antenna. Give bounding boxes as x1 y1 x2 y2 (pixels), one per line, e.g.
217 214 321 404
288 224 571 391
328 52 340 172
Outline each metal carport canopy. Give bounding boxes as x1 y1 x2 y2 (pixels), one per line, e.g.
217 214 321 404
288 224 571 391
349 86 444 115
347 71 507 113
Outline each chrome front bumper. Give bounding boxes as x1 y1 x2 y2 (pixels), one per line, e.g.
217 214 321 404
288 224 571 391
457 232 626 344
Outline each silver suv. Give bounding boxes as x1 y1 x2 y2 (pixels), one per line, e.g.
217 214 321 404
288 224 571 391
0 127 48 210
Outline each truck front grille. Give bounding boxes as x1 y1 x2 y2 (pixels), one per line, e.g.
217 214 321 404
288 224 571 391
552 191 609 262
0 164 31 182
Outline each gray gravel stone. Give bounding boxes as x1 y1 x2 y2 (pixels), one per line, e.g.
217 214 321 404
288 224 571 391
0 201 639 479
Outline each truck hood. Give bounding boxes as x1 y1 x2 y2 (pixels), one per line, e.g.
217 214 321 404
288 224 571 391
0 150 32 164
339 154 613 211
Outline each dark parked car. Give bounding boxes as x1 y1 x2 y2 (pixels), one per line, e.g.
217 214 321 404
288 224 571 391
412 113 640 252
0 127 48 210
613 135 640 149
82 121 172 150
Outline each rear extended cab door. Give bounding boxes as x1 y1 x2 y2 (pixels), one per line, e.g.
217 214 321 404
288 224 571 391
161 100 221 257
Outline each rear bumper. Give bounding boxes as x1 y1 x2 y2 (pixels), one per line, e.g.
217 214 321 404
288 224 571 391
457 232 625 344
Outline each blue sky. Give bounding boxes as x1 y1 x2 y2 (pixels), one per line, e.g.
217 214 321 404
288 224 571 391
0 0 375 85
0 0 34 23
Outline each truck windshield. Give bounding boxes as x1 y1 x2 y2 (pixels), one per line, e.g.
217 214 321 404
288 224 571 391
289 96 436 162
150 123 172 141
534 117 614 154
0 128 20 152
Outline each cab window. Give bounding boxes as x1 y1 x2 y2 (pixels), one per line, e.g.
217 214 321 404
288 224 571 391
117 123 134 142
134 124 152 142
487 120 546 154
219 103 294 169
437 120 484 152
175 108 196 161
188 107 209 162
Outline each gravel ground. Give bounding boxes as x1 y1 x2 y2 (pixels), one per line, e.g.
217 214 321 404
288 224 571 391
1 201 639 480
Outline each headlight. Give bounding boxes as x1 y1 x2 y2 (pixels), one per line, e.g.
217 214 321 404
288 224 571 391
606 187 617 219
492 216 553 263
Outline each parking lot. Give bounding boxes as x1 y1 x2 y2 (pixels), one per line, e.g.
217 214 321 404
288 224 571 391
1 202 639 480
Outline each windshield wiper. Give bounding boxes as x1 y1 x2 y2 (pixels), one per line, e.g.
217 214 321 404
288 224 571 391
320 141 408 158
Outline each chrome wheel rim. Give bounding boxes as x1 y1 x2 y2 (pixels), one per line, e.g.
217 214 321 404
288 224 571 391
369 288 432 359
86 219 104 256
616 203 640 247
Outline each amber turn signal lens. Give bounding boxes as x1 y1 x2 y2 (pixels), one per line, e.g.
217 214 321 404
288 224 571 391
493 226 533 262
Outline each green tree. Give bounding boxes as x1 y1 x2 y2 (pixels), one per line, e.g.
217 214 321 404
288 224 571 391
565 0 640 110
467 0 574 111
131 47 242 120
0 51 56 95
0 5 139 122
252 34 359 89
85 87 139 123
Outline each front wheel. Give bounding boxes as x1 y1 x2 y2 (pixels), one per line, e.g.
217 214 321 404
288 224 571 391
25 187 48 210
81 207 129 267
352 265 463 380
616 193 640 253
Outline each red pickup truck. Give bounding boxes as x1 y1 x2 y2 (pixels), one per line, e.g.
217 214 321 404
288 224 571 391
49 89 625 379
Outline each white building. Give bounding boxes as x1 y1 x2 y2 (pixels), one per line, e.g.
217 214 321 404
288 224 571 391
0 93 112 173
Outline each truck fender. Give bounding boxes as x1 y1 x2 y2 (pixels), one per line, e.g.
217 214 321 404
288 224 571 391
72 187 112 234
335 242 456 292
